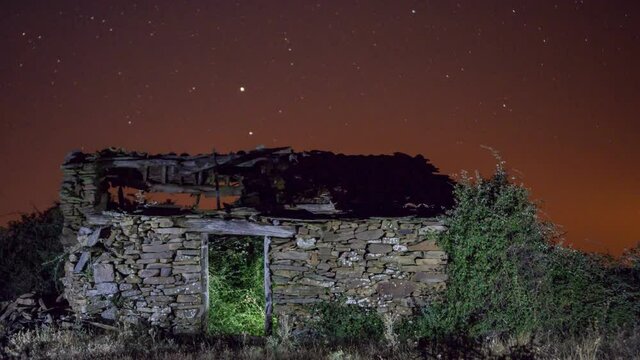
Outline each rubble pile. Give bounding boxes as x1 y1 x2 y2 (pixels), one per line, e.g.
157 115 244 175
0 293 75 337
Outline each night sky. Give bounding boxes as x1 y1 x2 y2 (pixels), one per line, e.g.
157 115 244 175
1 1 639 254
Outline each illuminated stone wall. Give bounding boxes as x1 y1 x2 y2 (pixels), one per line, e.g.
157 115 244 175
62 213 447 334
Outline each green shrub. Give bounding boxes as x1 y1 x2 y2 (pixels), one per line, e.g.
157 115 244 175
312 300 384 344
207 236 265 335
413 160 640 341
422 165 549 338
0 205 64 300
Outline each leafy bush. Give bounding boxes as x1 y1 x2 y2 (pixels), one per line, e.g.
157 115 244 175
413 160 640 341
420 164 549 338
207 236 265 336
312 300 384 344
0 205 64 300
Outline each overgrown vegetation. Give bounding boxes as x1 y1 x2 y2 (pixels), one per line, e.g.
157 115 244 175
311 299 384 344
0 205 64 301
207 236 265 336
405 157 640 348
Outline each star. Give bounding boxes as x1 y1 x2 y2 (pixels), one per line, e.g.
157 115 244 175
239 86 245 92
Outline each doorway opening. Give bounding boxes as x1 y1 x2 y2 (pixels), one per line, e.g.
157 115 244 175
206 235 270 336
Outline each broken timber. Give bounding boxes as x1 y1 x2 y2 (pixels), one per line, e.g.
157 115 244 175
180 218 295 237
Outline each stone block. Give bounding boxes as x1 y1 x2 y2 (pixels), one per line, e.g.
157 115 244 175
270 264 308 272
146 295 174 303
93 264 115 283
177 294 201 303
370 274 390 282
422 250 447 259
89 282 119 296
323 231 354 242
276 297 323 304
296 236 317 250
146 263 172 269
376 280 416 298
177 250 200 256
156 218 174 228
175 254 199 262
143 276 176 285
299 277 334 288
273 285 326 296
163 283 202 296
124 275 142 284
355 229 384 241
155 228 186 235
142 243 182 253
173 265 200 273
176 308 199 319
381 237 400 245
272 269 300 278
413 272 448 283
415 258 446 265
367 244 392 254
402 264 441 272
183 240 200 249
73 251 90 273
138 269 160 278
122 290 142 298
182 273 201 282
272 275 290 285
418 225 446 234
348 240 368 250
119 283 133 291
140 251 175 260
380 255 416 265
101 307 117 320
393 244 408 252
407 240 440 252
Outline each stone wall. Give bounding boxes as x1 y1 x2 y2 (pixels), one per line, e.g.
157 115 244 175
270 217 447 329
62 214 207 334
59 160 102 248
62 213 447 334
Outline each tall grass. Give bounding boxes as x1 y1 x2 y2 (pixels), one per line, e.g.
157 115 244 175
207 236 265 336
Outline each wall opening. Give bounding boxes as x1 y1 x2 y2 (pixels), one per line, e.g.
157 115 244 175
206 235 269 336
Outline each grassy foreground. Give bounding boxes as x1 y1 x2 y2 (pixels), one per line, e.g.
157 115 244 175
3 324 640 359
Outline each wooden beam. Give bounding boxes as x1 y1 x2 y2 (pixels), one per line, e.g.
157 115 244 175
285 203 341 214
85 213 114 226
180 218 295 237
201 233 209 333
264 235 272 336
148 183 242 196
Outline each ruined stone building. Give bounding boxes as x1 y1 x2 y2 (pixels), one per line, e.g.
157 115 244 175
59 147 454 334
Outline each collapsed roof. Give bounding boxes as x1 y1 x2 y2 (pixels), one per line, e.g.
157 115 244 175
62 147 454 218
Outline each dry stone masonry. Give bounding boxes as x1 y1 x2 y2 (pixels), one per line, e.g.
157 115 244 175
59 147 453 334
270 217 447 328
62 215 207 333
